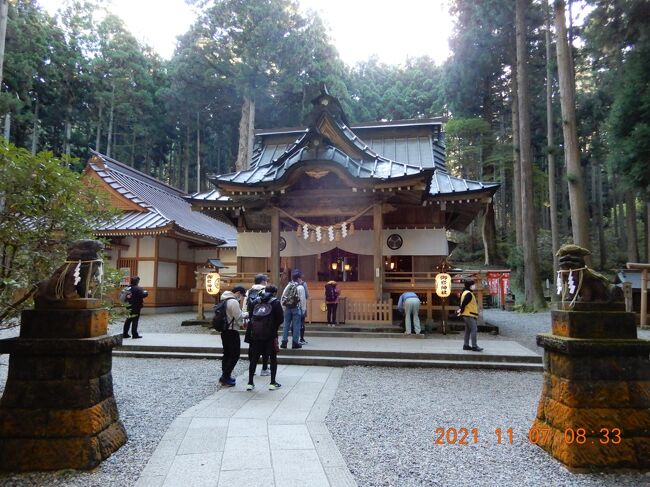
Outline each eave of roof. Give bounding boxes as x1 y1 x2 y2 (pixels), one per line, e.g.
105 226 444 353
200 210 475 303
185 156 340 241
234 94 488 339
88 151 236 245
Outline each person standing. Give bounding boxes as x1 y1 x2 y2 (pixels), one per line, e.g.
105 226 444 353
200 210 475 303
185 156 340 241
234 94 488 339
219 285 247 386
246 285 284 391
280 269 306 349
244 274 271 376
325 280 340 326
457 279 483 352
123 276 148 339
397 291 421 335
299 279 309 344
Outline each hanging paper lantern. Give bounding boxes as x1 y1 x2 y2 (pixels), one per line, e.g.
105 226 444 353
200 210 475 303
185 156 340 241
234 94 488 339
205 273 221 295
435 273 451 298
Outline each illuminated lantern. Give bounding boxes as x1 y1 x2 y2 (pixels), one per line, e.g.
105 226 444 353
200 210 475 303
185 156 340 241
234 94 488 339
435 273 451 298
205 272 221 295
331 262 338 270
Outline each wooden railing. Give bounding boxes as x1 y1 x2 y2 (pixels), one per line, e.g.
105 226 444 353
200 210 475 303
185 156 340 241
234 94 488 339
346 300 393 324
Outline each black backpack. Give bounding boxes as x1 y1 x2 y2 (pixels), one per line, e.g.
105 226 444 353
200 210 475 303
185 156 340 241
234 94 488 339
325 283 337 302
212 297 234 332
250 300 275 341
246 288 261 315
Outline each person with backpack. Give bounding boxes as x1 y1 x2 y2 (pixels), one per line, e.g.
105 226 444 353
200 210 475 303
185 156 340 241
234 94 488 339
324 280 340 326
122 276 148 339
243 274 271 376
246 285 284 391
280 269 306 349
216 285 246 387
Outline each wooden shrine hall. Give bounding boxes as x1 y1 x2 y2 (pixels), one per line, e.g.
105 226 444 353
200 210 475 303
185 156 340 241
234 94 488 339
189 88 499 322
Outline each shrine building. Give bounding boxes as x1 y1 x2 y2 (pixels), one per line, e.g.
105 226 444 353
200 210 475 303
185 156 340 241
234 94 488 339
83 152 237 310
189 90 499 322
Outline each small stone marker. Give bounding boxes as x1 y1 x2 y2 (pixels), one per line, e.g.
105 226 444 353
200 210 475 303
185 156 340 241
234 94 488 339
533 245 650 471
0 240 127 471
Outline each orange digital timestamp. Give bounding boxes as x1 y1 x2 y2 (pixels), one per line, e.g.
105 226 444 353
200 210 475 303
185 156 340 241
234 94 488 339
433 427 479 445
528 427 622 445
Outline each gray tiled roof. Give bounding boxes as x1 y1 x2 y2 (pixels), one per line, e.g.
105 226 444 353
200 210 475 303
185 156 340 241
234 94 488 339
89 151 236 246
429 170 500 196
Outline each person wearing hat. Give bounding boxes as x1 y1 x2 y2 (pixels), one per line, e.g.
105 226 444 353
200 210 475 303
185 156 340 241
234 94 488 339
457 279 483 352
280 269 306 349
324 280 340 326
218 285 247 386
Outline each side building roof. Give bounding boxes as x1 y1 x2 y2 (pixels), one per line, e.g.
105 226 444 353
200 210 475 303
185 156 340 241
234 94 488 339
85 151 237 247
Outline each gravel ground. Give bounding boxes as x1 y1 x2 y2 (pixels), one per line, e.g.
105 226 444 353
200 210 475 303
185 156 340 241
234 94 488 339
483 308 650 354
0 355 249 486
327 366 650 487
108 311 212 335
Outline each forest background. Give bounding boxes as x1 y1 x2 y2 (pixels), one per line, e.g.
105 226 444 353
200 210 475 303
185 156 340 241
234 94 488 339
0 0 649 310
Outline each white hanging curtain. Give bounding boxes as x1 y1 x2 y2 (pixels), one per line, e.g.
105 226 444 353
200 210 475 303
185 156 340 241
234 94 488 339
236 229 448 257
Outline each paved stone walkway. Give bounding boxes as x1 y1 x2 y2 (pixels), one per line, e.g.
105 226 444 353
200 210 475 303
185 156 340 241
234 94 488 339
135 365 357 487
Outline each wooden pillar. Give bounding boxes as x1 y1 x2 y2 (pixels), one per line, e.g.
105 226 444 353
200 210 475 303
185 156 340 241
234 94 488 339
373 202 383 301
271 207 280 287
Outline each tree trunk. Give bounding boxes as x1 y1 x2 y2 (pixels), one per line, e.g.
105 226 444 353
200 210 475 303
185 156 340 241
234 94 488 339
184 125 190 193
546 6 560 270
512 68 523 248
235 96 255 171
645 201 650 263
3 112 9 140
596 161 606 268
31 97 39 155
196 111 201 193
625 191 639 263
482 202 498 265
106 84 115 158
0 0 8 86
95 103 102 152
64 106 72 157
554 0 590 250
517 0 546 308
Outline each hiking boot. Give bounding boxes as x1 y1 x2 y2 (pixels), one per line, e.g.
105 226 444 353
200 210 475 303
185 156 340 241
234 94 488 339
246 383 255 391
291 342 302 349
470 346 484 352
463 345 472 351
280 341 287 349
269 382 282 390
260 369 271 376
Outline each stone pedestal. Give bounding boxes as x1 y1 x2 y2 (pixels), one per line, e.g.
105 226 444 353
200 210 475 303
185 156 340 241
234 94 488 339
0 300 127 472
534 302 650 471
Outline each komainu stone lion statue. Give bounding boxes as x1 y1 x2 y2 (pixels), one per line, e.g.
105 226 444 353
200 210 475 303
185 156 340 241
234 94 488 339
34 239 104 308
556 244 623 303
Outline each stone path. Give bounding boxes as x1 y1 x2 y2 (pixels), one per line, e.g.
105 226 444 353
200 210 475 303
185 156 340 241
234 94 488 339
135 365 357 487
